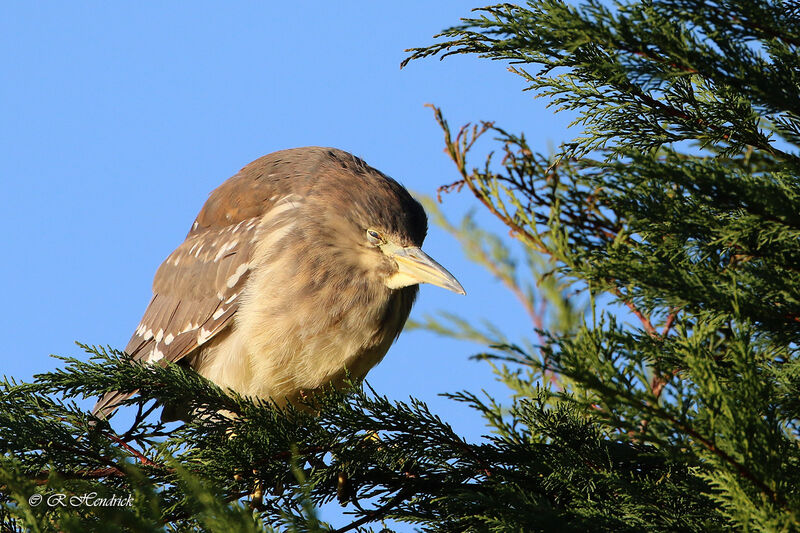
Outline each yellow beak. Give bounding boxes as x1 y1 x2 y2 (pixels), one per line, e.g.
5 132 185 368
384 245 466 294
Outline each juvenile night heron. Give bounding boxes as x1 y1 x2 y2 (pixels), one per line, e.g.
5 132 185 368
93 147 465 418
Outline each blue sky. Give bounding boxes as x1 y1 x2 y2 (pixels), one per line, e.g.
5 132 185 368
1 2 575 527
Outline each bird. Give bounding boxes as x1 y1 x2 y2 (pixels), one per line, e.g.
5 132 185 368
92 147 465 419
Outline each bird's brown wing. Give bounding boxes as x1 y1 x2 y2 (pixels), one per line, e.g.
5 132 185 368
92 165 284 418
91 223 259 417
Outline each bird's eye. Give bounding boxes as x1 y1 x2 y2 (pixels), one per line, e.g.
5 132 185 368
366 229 383 245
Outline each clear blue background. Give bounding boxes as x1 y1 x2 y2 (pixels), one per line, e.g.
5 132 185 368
1 2 574 527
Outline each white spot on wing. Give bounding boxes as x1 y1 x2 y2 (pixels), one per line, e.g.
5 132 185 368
179 322 198 334
226 263 249 288
213 239 239 262
155 329 164 343
212 307 226 320
143 329 154 341
147 348 164 363
164 333 174 345
197 327 213 344
225 293 238 304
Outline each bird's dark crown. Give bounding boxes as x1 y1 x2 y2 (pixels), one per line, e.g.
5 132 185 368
305 148 428 247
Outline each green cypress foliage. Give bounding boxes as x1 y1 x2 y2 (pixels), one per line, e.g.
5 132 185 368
2 1 799 531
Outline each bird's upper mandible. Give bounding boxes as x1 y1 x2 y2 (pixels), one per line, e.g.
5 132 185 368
92 147 464 419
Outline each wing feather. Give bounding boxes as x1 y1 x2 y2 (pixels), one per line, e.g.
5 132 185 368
92 220 260 417
92 149 320 419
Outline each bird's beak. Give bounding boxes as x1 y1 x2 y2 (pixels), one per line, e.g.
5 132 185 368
384 244 466 295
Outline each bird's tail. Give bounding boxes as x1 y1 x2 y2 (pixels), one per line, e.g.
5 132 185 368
91 390 137 420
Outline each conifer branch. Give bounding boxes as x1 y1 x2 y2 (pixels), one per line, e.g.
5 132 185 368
5 2 799 530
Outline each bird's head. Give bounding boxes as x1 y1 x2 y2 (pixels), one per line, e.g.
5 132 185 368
362 226 465 295
308 149 465 296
